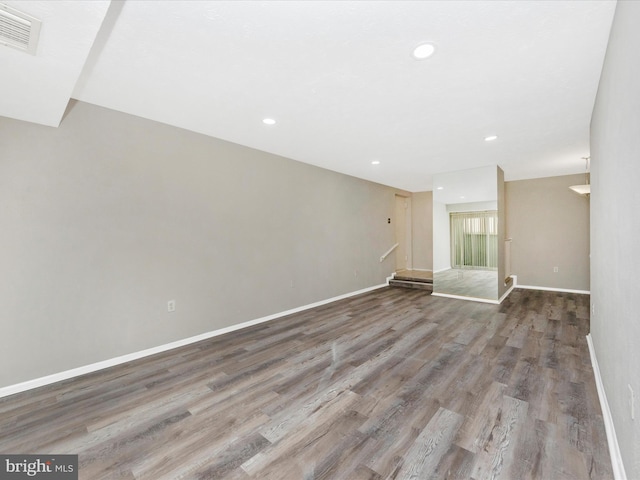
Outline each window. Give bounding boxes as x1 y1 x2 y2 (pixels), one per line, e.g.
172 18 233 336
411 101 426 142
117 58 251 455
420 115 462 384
450 211 498 270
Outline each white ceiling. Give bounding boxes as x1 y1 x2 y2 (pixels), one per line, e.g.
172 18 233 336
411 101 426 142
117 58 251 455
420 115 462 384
434 166 498 205
0 0 109 126
0 1 616 192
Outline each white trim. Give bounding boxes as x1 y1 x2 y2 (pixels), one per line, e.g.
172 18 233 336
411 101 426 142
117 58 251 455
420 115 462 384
430 275 515 305
515 285 590 295
0 282 388 399
586 334 627 480
408 268 433 273
431 292 501 305
498 282 515 304
433 267 451 274
510 276 589 295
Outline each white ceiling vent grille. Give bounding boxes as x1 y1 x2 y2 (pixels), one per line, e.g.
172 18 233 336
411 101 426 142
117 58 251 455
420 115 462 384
0 3 41 55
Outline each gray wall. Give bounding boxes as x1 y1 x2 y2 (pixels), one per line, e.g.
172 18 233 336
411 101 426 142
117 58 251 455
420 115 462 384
0 101 404 388
410 191 432 271
591 1 640 477
505 174 590 291
432 200 450 272
420 172 588 295
497 167 507 298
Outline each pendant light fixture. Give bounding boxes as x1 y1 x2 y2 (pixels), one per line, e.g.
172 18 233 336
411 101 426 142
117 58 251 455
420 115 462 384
569 157 591 196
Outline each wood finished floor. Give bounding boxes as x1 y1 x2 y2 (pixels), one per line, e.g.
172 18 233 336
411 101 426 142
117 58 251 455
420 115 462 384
434 269 498 300
0 288 612 479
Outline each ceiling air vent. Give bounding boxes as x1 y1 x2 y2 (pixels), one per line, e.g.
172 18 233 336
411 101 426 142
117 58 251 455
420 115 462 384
0 3 41 55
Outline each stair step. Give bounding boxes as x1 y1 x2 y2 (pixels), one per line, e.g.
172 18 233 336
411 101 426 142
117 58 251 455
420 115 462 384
393 275 433 284
389 279 433 292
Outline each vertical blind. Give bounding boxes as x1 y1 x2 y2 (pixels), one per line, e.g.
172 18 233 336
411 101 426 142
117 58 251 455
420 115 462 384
450 211 498 270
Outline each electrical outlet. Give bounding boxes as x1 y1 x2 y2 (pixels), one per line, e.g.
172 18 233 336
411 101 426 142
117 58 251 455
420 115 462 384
629 384 635 420
167 300 175 312
553 266 559 273
592 303 596 315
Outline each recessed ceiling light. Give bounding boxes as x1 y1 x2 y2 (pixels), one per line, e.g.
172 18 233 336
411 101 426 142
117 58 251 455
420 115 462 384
484 135 498 142
371 160 380 165
460 196 466 199
436 187 444 190
412 43 436 59
262 118 276 125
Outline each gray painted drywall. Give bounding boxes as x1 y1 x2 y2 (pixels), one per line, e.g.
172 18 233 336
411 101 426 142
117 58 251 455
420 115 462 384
497 167 507 299
591 0 640 476
0 101 406 388
410 191 432 271
505 174 590 291
432 200 450 272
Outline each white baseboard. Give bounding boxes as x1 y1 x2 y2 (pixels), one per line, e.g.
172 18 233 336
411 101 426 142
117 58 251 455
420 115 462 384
431 292 501 305
429 274 515 305
433 267 451 274
0 282 388 399
511 276 590 295
498 282 515 304
586 334 627 480
515 285 590 295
